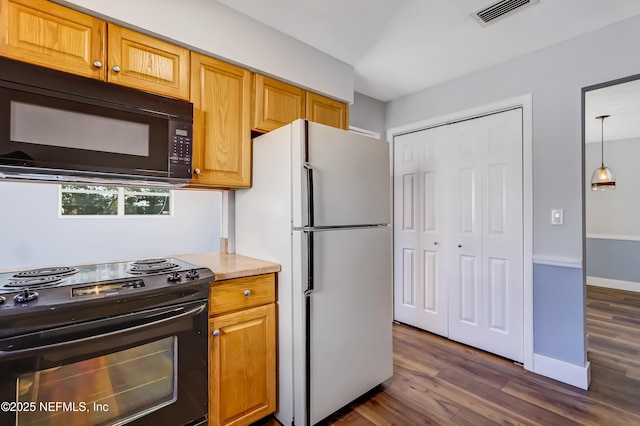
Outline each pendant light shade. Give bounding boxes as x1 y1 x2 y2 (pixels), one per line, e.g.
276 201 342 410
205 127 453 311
591 115 616 191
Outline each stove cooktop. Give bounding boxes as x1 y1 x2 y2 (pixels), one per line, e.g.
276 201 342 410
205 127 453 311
0 257 215 308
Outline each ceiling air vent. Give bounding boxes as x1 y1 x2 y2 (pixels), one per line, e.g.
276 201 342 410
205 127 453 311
472 0 540 26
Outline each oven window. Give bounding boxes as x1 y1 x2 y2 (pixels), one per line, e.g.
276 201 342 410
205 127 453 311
15 336 177 426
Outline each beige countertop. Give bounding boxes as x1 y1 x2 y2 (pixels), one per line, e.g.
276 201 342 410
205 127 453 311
175 252 281 281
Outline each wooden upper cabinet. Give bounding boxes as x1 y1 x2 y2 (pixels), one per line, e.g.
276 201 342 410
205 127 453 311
252 74 350 132
0 1 189 99
190 52 251 189
253 74 305 132
0 0 106 79
107 24 189 99
306 91 349 130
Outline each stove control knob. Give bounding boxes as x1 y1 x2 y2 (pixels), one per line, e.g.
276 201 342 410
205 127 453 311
14 289 38 304
0 296 5 305
186 269 200 280
167 272 182 282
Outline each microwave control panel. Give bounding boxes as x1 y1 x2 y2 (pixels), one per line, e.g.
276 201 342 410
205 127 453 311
169 119 193 178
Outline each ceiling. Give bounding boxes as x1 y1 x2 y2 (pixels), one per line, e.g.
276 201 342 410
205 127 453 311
217 0 640 102
585 78 640 144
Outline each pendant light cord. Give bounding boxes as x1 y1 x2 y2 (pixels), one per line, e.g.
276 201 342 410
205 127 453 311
601 116 604 168
596 114 609 168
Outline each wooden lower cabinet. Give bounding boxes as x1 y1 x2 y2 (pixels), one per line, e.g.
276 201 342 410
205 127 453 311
208 274 276 426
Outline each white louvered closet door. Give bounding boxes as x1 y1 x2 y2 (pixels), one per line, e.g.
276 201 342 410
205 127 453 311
393 108 524 363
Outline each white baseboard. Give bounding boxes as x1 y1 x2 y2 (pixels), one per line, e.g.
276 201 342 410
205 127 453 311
587 276 640 293
533 353 590 390
587 233 640 242
532 255 582 269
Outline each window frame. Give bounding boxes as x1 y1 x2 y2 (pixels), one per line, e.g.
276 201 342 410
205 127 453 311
58 185 174 218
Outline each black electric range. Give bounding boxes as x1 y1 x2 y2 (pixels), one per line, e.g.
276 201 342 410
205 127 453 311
0 257 214 426
0 257 215 338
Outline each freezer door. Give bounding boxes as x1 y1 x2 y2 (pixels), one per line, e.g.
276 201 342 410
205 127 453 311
293 120 391 228
305 226 393 424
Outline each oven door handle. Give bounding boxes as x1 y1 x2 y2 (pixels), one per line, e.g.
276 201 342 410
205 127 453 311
0 302 206 360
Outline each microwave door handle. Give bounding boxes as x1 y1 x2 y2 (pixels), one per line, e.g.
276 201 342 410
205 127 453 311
0 302 206 360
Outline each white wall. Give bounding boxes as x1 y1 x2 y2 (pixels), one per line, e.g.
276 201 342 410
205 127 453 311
0 182 222 270
586 138 640 237
349 92 386 138
55 0 354 103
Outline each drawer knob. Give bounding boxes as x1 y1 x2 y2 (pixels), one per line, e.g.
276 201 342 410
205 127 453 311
243 289 251 297
212 330 220 337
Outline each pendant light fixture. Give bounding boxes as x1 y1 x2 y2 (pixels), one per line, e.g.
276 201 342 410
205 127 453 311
591 114 616 191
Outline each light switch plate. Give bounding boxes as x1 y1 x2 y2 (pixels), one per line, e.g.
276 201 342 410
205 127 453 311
551 209 563 225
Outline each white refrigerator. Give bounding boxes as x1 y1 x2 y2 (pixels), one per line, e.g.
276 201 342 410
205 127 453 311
235 119 392 425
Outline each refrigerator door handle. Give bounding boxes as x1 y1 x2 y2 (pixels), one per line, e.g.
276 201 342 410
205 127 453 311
303 161 314 228
304 229 314 295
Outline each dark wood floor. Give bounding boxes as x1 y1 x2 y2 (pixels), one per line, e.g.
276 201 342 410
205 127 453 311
256 286 640 425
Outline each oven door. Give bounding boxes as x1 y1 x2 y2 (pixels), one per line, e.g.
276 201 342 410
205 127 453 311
0 300 208 426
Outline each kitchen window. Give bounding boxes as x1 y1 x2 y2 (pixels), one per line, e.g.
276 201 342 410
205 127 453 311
60 185 172 216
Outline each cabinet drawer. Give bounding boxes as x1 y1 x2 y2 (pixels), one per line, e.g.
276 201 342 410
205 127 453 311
209 274 275 315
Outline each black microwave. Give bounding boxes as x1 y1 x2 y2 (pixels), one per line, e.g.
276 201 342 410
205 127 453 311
0 56 193 187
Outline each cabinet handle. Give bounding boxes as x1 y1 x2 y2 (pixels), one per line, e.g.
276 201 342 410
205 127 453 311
243 289 251 297
93 60 103 68
458 244 463 248
194 168 201 175
212 330 220 337
434 241 438 245
112 65 121 73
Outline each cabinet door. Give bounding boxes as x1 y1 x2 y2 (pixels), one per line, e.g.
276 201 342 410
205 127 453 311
253 74 305 132
305 91 349 130
190 52 251 188
0 0 106 79
209 303 276 426
107 24 189 99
